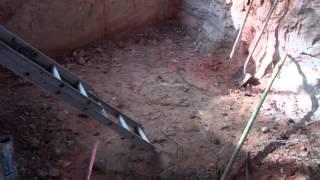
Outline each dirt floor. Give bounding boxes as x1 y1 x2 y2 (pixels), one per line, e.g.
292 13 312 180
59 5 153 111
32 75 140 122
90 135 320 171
0 21 319 179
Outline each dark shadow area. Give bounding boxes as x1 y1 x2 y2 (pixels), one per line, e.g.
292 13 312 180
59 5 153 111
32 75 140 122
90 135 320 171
238 158 320 180
290 55 319 122
178 0 236 53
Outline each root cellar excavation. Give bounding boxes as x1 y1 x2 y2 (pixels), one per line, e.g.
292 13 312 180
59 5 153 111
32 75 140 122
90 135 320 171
0 0 319 179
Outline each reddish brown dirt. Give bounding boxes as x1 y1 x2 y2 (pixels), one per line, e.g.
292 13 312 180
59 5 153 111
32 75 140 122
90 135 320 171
0 22 318 179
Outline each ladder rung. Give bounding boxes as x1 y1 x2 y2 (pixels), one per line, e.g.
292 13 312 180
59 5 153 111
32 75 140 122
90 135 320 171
118 115 130 131
97 102 108 118
51 66 62 80
101 108 108 118
88 92 141 128
77 82 88 97
137 127 150 143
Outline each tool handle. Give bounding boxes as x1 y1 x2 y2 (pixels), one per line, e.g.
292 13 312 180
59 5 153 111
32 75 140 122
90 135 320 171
243 0 279 74
229 0 255 60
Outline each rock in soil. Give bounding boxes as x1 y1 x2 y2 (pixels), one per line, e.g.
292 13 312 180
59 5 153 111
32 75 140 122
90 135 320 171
261 127 269 133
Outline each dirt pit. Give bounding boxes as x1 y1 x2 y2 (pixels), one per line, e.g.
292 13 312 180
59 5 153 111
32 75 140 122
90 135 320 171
0 21 319 179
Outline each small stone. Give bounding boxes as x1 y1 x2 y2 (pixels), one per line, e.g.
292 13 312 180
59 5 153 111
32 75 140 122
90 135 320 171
291 172 308 180
183 87 190 92
57 111 68 121
152 137 166 144
186 123 200 132
300 150 308 157
261 127 269 133
55 148 62 155
189 114 197 119
49 167 60 177
212 139 220 145
130 155 145 163
78 49 86 57
59 160 72 168
29 124 36 129
19 166 26 173
37 168 48 177
77 57 86 65
160 101 171 106
95 48 103 53
288 118 295 124
174 79 181 83
233 89 240 93
93 132 100 136
41 103 51 110
65 139 75 146
156 75 165 82
65 63 74 70
93 159 107 173
117 41 125 48
221 113 228 117
300 146 307 152
221 125 230 130
280 134 289 140
244 91 253 97
105 139 112 144
29 137 41 148
240 87 246 91
208 163 215 169
178 98 190 107
16 101 29 106
78 113 88 118
72 51 77 57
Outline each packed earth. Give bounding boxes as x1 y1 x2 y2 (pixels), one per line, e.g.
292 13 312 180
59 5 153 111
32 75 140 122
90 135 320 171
0 21 319 179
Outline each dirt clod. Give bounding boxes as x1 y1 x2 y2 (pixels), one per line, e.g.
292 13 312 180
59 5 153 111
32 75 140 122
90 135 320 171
49 167 60 177
37 168 48 177
261 127 269 133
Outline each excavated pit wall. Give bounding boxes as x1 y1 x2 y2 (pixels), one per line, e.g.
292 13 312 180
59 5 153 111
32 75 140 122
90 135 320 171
179 0 320 120
179 0 235 52
0 0 179 55
231 0 320 120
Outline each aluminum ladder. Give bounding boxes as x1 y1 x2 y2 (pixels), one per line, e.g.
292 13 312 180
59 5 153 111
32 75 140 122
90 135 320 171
0 25 153 150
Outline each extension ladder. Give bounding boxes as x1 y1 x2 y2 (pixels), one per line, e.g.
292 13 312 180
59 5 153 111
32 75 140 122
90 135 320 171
0 25 154 150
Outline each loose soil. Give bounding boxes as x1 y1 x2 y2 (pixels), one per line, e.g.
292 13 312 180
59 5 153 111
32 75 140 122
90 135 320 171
0 21 319 179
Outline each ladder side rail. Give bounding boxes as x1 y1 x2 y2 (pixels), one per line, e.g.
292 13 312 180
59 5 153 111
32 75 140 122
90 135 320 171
0 26 93 92
0 41 104 114
0 42 154 150
87 92 142 128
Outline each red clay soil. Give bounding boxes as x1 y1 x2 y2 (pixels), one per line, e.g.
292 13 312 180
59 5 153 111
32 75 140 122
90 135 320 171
0 21 318 179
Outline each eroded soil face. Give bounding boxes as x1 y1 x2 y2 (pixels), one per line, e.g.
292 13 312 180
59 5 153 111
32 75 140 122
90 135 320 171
0 22 318 179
